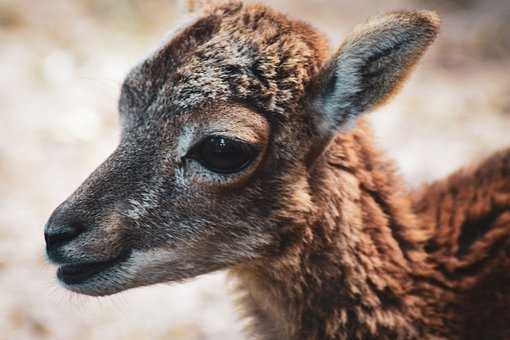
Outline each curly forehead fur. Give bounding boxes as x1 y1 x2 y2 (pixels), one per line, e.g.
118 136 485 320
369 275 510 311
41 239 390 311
125 1 329 117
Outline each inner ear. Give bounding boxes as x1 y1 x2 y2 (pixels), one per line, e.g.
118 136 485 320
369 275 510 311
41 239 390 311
311 10 440 138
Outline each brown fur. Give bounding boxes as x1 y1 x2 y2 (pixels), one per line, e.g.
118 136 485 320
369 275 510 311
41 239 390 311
231 122 510 339
412 149 510 339
44 2 510 339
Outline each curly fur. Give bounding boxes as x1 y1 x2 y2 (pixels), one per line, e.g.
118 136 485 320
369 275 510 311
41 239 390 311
44 2 510 339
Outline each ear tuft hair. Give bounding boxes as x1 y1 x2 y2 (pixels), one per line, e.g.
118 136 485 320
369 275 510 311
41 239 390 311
312 10 440 135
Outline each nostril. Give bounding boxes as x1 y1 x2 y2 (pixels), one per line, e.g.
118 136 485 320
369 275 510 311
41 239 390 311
44 223 83 249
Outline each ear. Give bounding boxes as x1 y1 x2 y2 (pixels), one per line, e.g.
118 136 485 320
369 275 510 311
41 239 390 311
311 10 440 135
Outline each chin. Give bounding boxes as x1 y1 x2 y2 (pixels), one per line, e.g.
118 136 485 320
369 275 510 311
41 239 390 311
52 248 198 296
54 250 133 296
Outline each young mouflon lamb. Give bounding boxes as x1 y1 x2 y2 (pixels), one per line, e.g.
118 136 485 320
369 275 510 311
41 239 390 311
44 1 510 339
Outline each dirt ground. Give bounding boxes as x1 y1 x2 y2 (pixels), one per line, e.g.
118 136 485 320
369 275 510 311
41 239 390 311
0 0 509 339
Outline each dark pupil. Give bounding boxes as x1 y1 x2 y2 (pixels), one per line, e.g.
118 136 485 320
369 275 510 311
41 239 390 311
198 137 253 173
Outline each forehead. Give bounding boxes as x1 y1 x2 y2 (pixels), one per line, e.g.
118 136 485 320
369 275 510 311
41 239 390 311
121 2 328 123
121 99 270 152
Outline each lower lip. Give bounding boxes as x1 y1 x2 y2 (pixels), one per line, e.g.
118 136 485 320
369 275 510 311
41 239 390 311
57 250 131 285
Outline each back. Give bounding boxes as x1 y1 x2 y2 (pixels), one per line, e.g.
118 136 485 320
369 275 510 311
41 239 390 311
412 148 510 339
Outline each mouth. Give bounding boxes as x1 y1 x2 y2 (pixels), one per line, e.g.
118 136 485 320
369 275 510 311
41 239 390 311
56 250 131 286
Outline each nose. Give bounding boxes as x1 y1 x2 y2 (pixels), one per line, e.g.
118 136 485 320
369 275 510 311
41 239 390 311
44 223 83 249
44 207 86 252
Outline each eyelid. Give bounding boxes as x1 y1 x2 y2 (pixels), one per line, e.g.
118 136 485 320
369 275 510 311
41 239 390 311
203 126 265 144
179 134 267 185
186 134 261 158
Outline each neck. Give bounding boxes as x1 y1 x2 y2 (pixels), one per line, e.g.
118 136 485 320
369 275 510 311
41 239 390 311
230 122 452 340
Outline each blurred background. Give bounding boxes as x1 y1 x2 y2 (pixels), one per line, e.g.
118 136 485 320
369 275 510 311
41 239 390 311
0 0 509 339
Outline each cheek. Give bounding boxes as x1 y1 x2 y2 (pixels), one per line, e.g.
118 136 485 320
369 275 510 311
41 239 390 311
121 184 280 265
120 168 278 252
202 187 273 233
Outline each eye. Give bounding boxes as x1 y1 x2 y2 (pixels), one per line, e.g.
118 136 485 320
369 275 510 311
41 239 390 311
188 136 257 174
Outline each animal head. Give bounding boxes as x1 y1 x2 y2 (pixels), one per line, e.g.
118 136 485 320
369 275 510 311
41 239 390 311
45 1 439 296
